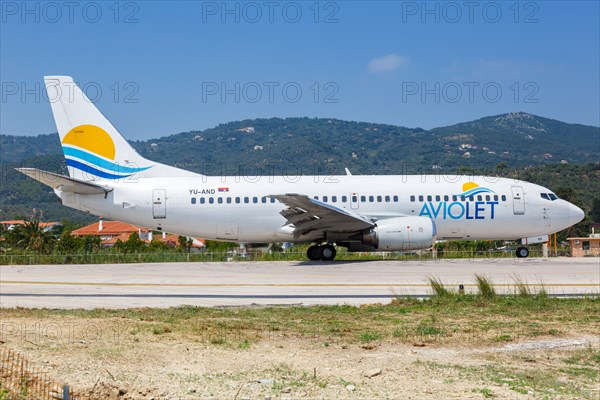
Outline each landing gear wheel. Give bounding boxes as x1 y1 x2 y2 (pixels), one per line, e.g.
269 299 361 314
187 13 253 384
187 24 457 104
516 247 529 258
307 245 321 261
320 244 337 261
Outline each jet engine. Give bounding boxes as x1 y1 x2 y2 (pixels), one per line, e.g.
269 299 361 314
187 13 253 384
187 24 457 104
361 216 437 251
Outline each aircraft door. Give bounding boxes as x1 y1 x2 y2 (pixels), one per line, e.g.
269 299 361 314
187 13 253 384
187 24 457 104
350 193 360 209
511 186 525 215
152 189 167 219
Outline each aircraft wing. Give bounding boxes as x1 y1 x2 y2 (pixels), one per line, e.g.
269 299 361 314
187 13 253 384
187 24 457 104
16 168 113 195
271 194 374 238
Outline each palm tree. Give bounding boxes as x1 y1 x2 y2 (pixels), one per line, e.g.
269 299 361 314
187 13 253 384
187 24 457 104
12 219 56 253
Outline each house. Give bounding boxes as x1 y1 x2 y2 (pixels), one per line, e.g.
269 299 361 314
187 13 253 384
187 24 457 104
157 234 205 249
0 220 61 232
71 218 152 247
567 224 600 257
70 218 205 249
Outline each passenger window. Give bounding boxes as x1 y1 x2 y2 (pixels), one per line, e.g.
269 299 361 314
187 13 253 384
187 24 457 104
418 195 424 202
385 195 390 202
361 196 367 202
435 195 441 202
209 197 214 204
376 195 382 202
501 195 507 201
461 196 466 202
427 195 432 201
262 197 267 203
468 196 474 201
369 195 374 202
323 196 328 202
393 195 398 202
314 196 319 200
218 197 223 204
485 195 490 201
332 196 337 203
352 195 358 202
227 197 232 204
477 195 482 201
200 198 206 204
253 197 258 203
191 198 196 204
410 195 415 202
270 197 276 203
235 197 240 204
342 196 347 202
452 195 457 201
493 195 498 201
244 197 249 204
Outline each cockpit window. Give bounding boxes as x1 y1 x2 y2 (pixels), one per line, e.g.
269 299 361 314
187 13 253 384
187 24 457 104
541 192 559 201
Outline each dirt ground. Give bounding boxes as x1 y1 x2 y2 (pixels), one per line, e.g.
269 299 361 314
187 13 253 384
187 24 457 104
1 316 599 399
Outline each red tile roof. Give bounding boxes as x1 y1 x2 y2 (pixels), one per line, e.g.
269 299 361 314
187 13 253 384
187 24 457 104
0 220 60 228
157 234 205 247
71 221 150 236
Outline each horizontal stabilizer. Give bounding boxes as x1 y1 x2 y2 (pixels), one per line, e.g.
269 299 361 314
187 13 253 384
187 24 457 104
16 168 112 195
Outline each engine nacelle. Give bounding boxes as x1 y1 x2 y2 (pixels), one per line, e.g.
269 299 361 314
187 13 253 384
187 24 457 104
362 216 437 251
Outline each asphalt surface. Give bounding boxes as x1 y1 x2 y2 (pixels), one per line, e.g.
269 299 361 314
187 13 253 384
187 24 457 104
1 258 598 309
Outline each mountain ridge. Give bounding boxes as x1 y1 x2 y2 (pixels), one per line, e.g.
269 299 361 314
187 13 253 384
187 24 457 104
2 112 598 170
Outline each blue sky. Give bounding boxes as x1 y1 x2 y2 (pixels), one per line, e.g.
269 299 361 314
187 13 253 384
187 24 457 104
1 1 599 139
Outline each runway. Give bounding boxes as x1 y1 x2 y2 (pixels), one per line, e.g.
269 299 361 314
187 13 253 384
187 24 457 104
1 258 598 309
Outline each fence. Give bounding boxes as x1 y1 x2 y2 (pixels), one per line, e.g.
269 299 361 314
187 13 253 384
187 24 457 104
0 348 85 400
0 249 544 265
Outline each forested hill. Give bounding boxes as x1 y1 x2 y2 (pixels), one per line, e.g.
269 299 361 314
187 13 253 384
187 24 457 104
2 112 599 172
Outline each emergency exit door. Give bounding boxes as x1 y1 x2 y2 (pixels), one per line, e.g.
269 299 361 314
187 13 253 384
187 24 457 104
153 189 166 219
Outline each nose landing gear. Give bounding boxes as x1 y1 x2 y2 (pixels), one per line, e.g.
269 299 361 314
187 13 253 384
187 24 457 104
307 244 337 261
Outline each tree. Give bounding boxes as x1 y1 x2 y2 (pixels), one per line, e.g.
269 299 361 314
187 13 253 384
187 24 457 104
177 235 193 253
124 232 145 253
6 219 56 253
591 198 600 223
55 231 85 254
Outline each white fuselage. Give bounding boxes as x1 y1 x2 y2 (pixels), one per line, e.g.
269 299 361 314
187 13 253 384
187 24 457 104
58 174 583 243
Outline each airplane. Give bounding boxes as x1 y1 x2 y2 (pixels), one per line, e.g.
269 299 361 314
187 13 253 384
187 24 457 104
17 76 585 261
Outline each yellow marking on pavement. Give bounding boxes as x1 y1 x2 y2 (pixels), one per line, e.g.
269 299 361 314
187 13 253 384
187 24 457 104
0 280 598 288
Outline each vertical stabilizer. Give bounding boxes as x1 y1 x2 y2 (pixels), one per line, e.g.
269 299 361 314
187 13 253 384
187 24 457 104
44 76 198 181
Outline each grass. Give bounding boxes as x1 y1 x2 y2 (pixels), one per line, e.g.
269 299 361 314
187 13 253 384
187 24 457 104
358 331 383 342
474 274 496 299
1 293 598 348
428 275 452 297
0 277 596 349
419 348 600 399
472 387 495 398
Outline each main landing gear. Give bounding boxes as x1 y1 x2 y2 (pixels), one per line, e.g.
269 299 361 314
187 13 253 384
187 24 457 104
307 244 337 261
516 246 529 258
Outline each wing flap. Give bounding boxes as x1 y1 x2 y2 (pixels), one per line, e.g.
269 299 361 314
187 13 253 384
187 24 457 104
271 194 374 237
16 168 113 195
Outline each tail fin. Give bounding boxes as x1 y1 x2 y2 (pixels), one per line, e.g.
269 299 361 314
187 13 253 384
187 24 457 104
44 76 198 181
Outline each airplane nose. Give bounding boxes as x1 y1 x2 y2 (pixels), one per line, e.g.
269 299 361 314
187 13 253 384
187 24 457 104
568 203 585 226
